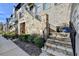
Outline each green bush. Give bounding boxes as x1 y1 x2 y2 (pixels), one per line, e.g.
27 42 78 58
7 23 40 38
2 32 17 39
33 36 44 48
27 35 34 43
18 34 30 42
18 34 44 48
0 31 4 34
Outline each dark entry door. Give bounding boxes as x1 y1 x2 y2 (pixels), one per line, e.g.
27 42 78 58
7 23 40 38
20 22 25 34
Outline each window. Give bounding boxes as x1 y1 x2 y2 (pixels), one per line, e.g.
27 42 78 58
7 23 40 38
35 4 43 15
34 4 43 20
43 3 51 10
54 3 62 6
19 12 23 19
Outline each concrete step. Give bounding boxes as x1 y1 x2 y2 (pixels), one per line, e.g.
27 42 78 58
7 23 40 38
45 42 73 56
47 39 72 48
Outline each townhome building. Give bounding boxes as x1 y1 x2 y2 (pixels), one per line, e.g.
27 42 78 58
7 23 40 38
15 3 46 35
8 6 18 34
3 23 7 32
14 3 75 56
40 3 74 56
8 15 15 32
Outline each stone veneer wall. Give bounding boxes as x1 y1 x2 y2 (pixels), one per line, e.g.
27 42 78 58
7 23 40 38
17 3 72 35
17 5 46 35
42 4 72 31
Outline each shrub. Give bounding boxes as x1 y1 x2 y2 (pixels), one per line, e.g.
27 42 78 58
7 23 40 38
2 32 10 39
18 34 30 42
33 36 44 48
2 32 17 39
27 35 34 43
18 34 45 48
0 31 4 35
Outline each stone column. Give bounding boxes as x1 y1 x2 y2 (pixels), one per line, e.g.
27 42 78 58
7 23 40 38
42 14 49 40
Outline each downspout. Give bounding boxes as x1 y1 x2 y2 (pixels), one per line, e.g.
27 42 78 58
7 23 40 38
70 3 76 56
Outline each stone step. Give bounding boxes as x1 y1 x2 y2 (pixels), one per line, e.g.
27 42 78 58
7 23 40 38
39 51 49 56
46 48 66 56
49 36 71 42
45 42 73 55
47 38 71 45
50 32 70 39
46 48 71 56
49 31 69 35
47 39 72 48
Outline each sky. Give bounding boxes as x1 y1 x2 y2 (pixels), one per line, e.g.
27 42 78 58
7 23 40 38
0 3 17 24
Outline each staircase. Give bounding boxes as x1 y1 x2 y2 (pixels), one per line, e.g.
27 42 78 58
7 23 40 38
41 31 73 56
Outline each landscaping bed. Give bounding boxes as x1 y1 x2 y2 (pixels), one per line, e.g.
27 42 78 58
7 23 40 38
3 33 45 56
14 39 42 56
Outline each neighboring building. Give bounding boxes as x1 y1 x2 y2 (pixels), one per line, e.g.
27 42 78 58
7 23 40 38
8 14 16 32
8 6 18 34
3 23 7 32
6 18 10 32
9 15 14 32
0 22 3 31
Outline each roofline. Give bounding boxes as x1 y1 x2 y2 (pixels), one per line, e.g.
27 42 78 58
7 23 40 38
15 3 24 11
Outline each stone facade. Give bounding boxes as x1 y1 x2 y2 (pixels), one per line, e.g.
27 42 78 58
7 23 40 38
16 3 71 35
43 3 71 31
16 4 46 35
8 14 15 32
40 3 73 56
7 3 77 56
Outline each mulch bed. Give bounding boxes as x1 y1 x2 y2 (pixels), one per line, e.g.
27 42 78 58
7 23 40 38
14 40 42 56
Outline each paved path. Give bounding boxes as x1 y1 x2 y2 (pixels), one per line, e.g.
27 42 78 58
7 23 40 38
0 36 29 56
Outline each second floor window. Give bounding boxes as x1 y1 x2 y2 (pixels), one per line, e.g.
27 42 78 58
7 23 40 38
43 3 51 10
35 4 43 15
19 12 23 19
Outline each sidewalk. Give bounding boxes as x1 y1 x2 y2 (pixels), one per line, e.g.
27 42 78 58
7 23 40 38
0 36 29 56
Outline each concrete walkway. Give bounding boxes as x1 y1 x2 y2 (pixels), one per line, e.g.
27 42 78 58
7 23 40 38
0 36 29 56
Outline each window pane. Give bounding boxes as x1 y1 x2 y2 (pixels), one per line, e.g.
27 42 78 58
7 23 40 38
19 12 23 19
43 3 50 10
35 4 43 15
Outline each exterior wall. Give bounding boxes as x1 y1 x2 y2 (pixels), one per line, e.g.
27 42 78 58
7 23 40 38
41 3 71 31
17 3 72 35
17 4 46 35
8 14 16 32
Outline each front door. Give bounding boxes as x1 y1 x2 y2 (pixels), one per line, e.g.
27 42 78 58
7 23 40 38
20 22 25 34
